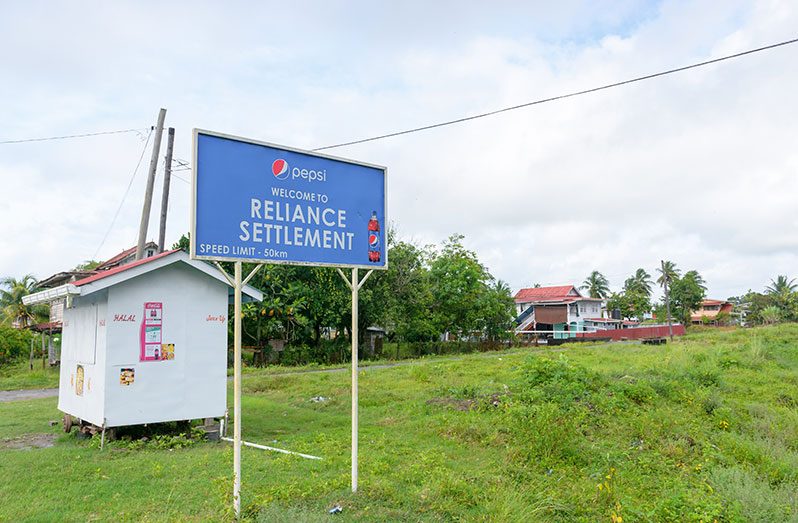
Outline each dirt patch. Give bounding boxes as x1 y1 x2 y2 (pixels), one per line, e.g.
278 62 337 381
0 433 56 450
427 392 508 412
427 397 476 411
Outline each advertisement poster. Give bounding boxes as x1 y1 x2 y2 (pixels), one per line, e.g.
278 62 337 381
140 302 164 361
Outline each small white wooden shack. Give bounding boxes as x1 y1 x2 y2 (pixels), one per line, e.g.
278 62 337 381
23 250 262 429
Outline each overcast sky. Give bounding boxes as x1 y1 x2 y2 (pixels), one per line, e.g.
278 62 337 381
1 1 796 300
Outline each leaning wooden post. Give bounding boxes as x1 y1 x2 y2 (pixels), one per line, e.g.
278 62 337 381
29 335 35 371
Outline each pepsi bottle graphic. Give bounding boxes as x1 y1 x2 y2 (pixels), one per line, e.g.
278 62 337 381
367 211 381 263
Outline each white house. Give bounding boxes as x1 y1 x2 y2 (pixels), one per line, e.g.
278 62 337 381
514 285 608 338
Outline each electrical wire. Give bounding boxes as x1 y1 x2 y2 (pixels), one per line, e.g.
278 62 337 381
93 128 153 259
0 128 148 145
312 36 798 151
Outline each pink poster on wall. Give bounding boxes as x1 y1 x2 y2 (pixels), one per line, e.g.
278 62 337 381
140 302 163 361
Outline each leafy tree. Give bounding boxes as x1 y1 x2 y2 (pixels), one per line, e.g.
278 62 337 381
667 271 707 325
1 275 45 328
172 233 190 252
607 289 650 321
0 324 34 363
381 241 437 343
477 280 516 342
73 260 101 271
580 271 610 299
429 234 490 338
732 290 773 326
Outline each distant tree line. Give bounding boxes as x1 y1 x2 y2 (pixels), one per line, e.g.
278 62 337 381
581 262 707 325
174 232 516 364
729 276 798 325
583 266 798 327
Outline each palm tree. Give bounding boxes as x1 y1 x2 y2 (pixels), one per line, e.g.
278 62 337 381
0 275 43 328
656 261 680 288
682 270 707 292
765 275 797 314
765 275 797 296
624 268 653 297
581 271 610 299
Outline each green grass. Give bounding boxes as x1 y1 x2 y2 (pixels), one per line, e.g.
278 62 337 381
1 326 797 521
0 359 60 390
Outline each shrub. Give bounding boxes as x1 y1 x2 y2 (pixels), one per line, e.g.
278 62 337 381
514 355 605 406
0 325 33 365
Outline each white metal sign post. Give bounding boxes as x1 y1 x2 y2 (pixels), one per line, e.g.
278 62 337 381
337 267 373 492
233 262 242 515
192 130 386 518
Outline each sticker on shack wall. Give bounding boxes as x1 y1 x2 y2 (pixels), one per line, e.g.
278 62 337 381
161 343 175 360
120 368 135 386
140 302 164 361
75 365 84 396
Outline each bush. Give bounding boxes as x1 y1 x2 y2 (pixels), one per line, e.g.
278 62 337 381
0 325 33 365
514 355 605 406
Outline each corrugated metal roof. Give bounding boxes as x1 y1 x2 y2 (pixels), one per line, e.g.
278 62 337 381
72 250 177 286
514 285 578 303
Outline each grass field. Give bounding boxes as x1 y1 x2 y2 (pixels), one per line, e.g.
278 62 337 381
1 326 797 521
0 359 60 391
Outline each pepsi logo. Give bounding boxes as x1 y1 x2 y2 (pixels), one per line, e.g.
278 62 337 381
369 234 379 246
272 159 289 180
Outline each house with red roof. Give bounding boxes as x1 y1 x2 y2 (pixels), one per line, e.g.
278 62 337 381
514 285 611 338
28 243 161 364
690 299 733 326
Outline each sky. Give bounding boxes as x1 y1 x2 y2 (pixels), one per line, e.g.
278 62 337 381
1 0 796 301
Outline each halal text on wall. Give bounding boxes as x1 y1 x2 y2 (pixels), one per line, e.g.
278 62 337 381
191 130 387 269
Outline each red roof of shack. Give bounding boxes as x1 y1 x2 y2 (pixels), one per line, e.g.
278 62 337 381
72 250 179 287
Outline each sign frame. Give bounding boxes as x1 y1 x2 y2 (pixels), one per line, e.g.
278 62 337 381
190 128 388 270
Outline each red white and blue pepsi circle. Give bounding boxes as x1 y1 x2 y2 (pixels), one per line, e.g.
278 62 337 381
272 159 289 180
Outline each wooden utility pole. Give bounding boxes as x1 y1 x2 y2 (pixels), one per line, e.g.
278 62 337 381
661 260 674 341
157 127 175 253
136 108 167 260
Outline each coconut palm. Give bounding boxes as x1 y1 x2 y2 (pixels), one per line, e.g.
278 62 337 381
656 261 680 288
624 268 653 297
682 270 707 292
0 275 42 328
581 271 610 299
765 275 797 296
764 275 797 315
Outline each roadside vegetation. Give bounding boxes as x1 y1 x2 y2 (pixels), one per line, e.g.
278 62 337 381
1 325 797 521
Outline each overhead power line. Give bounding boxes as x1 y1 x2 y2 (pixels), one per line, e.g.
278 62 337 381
0 128 147 145
313 36 798 151
93 128 154 259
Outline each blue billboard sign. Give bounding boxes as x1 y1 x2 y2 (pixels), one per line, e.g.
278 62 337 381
191 130 387 269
